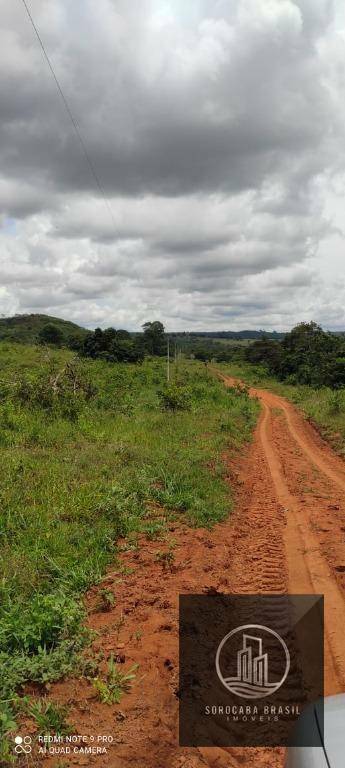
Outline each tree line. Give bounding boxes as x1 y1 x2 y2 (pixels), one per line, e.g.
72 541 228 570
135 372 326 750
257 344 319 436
246 322 345 388
37 318 345 387
38 320 166 363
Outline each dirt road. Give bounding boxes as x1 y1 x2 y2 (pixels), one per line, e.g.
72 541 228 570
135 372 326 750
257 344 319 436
45 377 345 768
225 375 345 695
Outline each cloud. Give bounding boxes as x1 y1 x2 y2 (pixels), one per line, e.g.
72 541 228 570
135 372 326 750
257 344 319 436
0 0 344 330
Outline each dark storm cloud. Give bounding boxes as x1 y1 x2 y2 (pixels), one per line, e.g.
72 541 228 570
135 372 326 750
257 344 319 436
0 0 336 199
0 0 344 329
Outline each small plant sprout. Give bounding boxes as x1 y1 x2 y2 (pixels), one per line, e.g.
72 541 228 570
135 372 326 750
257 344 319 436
155 549 175 570
98 588 116 612
92 655 139 705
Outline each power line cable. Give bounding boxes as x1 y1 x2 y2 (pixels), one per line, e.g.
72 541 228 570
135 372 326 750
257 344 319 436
19 0 118 229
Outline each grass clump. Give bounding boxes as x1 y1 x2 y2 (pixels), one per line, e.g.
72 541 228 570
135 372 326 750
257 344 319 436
26 698 72 736
92 656 138 704
158 382 191 411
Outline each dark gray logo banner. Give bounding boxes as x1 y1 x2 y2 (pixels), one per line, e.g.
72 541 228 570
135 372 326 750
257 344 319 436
179 594 324 747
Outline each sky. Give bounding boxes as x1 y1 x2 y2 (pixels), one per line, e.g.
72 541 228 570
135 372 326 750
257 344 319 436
1 0 345 331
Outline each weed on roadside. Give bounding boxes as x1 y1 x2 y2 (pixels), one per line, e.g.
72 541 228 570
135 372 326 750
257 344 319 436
97 588 116 612
155 548 175 571
92 656 139 705
26 698 72 736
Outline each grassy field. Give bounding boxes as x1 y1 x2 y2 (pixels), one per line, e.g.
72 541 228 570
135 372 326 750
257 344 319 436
0 344 258 760
219 361 345 456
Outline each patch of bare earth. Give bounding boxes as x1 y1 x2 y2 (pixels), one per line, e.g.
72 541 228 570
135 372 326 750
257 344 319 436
31 377 345 768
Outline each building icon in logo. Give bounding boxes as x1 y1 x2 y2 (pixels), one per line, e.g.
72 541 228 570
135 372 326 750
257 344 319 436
238 634 268 686
216 624 290 699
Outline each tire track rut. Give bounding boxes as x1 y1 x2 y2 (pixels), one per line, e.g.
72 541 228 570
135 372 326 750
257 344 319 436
222 374 345 696
39 375 345 768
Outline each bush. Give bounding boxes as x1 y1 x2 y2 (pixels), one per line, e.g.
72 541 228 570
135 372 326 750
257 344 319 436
0 594 84 654
15 359 96 420
158 383 191 411
38 323 65 346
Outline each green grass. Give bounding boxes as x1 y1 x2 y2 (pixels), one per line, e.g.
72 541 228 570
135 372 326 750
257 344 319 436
92 656 139 705
0 344 258 756
25 698 72 736
218 361 345 456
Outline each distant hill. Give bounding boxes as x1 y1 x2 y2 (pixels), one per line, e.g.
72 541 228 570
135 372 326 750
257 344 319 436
0 314 88 344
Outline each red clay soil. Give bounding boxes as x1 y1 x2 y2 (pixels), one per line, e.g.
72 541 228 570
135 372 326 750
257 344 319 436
30 376 345 768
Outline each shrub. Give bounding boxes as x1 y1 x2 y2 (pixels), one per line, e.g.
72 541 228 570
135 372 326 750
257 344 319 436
158 383 191 411
0 701 17 765
0 594 84 654
15 359 96 420
38 324 65 346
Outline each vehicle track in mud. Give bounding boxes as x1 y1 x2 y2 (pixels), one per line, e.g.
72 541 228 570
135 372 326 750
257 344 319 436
41 376 345 768
231 376 345 697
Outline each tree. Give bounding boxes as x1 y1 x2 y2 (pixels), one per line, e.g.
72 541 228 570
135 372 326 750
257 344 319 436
245 321 345 388
246 338 282 374
107 337 144 363
280 322 337 385
80 328 144 363
193 346 209 362
66 334 84 352
38 323 64 346
142 321 166 356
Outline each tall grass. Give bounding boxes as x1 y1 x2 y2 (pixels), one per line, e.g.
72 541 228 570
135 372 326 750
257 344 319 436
0 344 258 750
